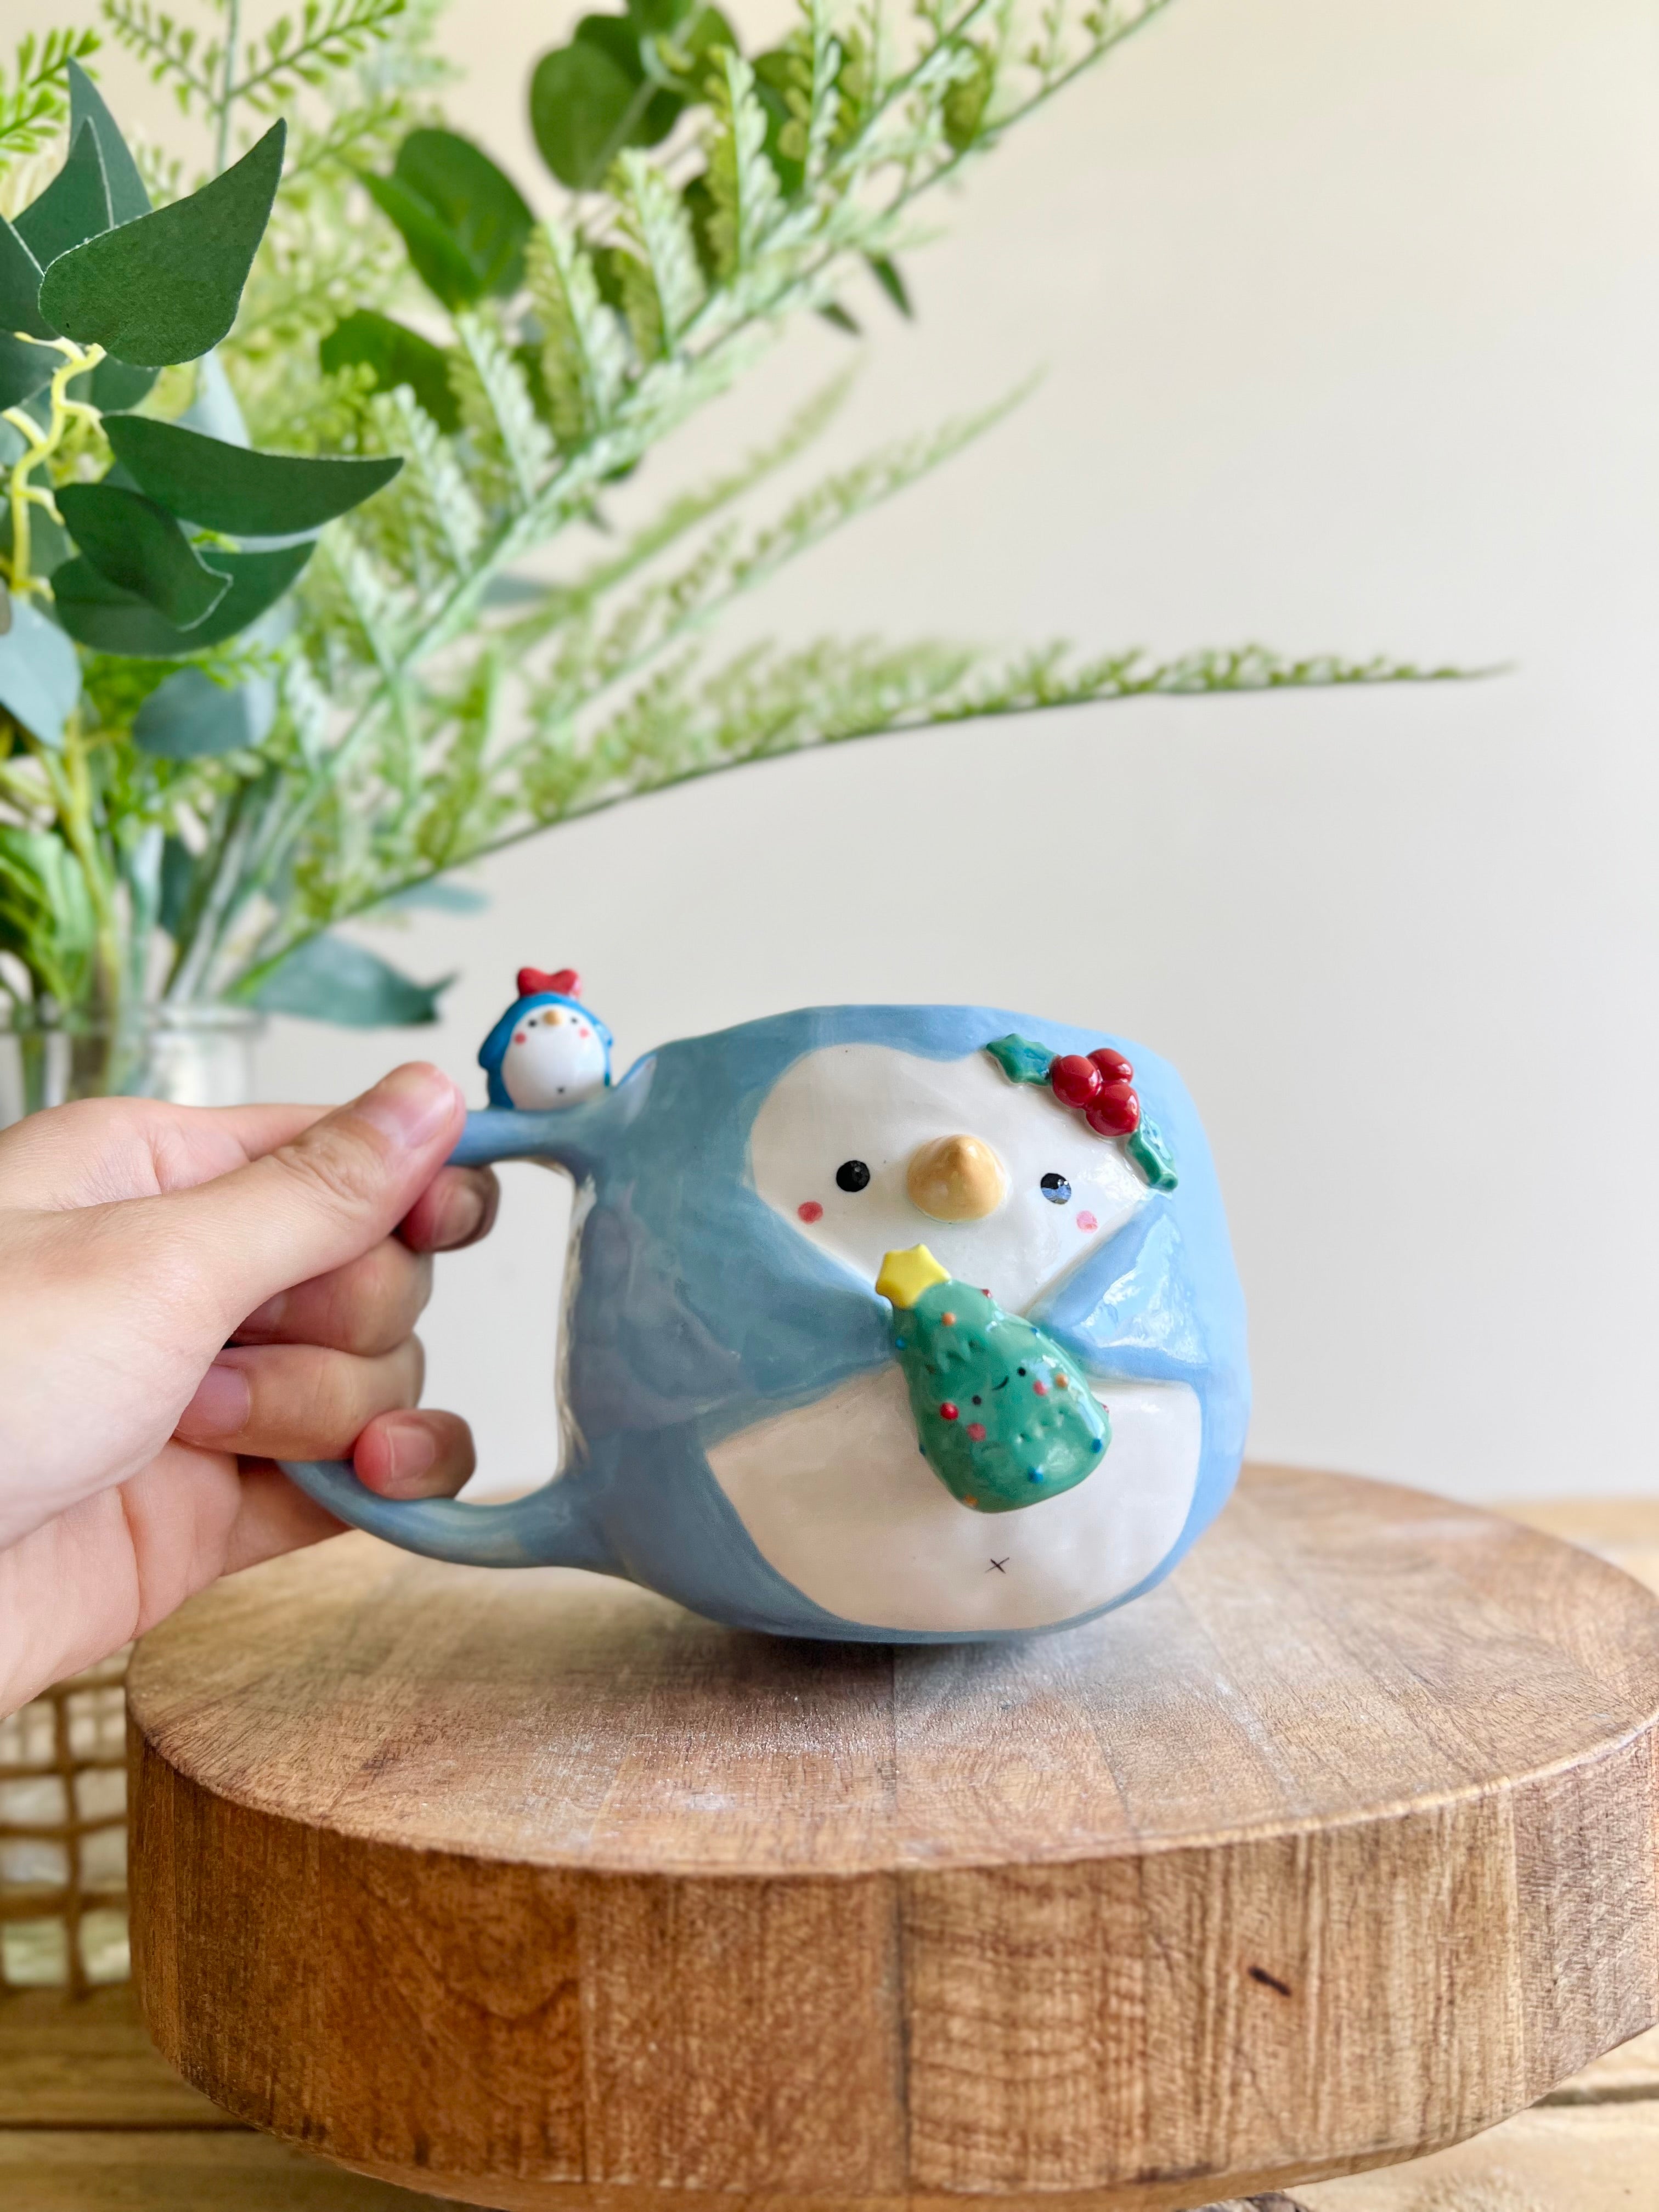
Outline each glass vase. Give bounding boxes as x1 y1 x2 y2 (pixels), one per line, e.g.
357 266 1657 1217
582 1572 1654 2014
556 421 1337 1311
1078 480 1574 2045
0 1002 264 1993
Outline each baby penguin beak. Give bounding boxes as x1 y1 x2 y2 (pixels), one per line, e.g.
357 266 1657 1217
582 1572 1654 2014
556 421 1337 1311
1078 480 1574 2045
906 1133 1007 1222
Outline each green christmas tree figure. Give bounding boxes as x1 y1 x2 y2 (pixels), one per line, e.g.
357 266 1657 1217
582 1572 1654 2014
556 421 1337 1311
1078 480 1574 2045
877 1245 1111 1514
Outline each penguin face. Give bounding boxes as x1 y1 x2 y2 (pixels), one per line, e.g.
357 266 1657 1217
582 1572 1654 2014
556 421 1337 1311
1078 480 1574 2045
499 999 608 1108
748 1044 1146 1312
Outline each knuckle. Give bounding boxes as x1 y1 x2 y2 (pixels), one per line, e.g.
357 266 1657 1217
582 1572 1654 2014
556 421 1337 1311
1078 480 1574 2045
269 1119 390 1221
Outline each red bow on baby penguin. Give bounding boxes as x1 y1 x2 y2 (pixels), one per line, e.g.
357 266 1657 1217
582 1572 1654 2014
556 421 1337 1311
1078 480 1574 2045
1048 1049 1139 1136
517 966 581 1000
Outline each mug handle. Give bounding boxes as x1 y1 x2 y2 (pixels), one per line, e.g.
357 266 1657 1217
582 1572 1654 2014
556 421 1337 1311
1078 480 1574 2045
276 1109 613 1570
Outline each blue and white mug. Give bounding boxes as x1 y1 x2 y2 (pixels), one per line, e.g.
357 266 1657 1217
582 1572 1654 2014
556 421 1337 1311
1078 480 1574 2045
281 1001 1249 1643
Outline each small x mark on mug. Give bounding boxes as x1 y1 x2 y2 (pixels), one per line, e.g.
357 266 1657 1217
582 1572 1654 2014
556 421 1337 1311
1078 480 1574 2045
988 1558 1009 1573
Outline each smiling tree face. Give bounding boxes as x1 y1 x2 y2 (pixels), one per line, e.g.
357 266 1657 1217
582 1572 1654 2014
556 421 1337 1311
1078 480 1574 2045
748 1044 1146 1311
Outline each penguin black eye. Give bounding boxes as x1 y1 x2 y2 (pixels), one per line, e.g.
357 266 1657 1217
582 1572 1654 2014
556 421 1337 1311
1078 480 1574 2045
1040 1172 1071 1204
836 1159 872 1194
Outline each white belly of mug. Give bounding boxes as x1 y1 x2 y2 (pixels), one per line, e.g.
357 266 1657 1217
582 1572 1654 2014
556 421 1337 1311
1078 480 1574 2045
706 1364 1203 1633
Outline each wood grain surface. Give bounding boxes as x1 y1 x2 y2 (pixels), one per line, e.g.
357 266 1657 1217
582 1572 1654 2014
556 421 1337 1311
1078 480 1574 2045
126 1465 1659 2212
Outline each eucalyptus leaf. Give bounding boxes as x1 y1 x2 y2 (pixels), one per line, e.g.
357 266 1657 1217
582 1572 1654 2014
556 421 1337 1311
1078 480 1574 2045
15 122 111 270
531 40 658 190
0 218 52 341
320 309 460 432
86 357 159 410
55 483 232 629
103 415 402 534
379 878 488 913
133 666 276 758
364 130 531 310
575 12 687 142
0 334 56 412
625 0 696 33
67 59 150 228
40 122 285 369
180 352 251 447
249 932 454 1026
867 256 912 318
0 597 81 748
157 834 194 940
51 541 314 657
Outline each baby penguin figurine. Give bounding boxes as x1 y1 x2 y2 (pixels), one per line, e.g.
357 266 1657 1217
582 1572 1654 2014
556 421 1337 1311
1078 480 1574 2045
479 967 612 1109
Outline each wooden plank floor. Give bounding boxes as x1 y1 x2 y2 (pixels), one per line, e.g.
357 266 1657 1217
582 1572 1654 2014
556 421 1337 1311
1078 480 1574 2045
5 1493 1658 2211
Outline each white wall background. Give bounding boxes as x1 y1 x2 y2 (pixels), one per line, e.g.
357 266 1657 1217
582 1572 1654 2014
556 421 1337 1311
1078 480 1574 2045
45 0 1659 1500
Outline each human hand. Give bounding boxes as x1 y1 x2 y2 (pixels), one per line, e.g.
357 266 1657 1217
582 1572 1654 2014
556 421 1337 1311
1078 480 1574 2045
0 1064 498 1716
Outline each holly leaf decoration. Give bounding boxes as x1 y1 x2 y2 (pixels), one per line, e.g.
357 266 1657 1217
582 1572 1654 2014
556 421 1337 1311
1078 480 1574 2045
103 414 401 534
40 123 285 368
984 1033 1057 1086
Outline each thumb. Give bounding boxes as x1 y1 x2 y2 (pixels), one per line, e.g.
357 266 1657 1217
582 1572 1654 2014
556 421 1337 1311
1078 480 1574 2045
164 1063 466 1331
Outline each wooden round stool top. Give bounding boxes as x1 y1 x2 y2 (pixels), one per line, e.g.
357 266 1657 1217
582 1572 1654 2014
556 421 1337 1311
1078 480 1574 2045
128 1465 1659 2212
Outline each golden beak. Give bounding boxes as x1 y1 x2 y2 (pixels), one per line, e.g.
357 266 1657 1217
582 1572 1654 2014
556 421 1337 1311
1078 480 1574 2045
905 1133 1007 1222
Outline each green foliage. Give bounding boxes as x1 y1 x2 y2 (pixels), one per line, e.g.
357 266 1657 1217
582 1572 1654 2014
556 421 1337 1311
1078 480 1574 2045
41 123 286 364
319 308 459 430
55 482 233 626
69 58 150 223
105 413 401 531
0 597 81 748
246 924 450 1023
0 31 101 176
1 0 1468 1071
363 128 532 308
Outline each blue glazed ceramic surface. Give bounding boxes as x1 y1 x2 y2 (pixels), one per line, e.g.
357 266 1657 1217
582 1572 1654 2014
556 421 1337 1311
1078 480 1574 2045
280 1004 1249 1641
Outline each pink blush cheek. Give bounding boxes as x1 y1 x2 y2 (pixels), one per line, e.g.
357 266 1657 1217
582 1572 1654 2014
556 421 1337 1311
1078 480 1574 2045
798 1201 824 1223
1076 1210 1098 1233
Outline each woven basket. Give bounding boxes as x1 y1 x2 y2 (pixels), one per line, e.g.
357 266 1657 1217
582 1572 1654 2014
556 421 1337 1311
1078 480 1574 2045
0 1649 130 1991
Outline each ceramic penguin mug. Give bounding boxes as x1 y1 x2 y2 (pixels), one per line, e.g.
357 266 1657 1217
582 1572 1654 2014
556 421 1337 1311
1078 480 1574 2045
280 975 1250 1641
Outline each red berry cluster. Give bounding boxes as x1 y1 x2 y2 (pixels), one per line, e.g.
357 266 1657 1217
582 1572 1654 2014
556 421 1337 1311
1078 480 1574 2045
1048 1048 1139 1137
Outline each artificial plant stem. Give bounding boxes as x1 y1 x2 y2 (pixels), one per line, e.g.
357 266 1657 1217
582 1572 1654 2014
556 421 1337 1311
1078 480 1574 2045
215 0 243 174
163 783 252 1000
2 340 105 591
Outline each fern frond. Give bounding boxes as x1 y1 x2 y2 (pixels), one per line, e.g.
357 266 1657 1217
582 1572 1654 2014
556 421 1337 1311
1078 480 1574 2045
611 150 706 362
368 385 486 579
524 381 1034 719
452 313 554 512
706 51 782 279
0 29 101 171
526 222 630 447
233 0 409 112
508 368 856 645
100 1 219 114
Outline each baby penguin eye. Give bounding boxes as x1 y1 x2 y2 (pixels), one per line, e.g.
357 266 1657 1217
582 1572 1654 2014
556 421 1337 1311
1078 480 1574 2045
835 1159 872 1193
1040 1172 1072 1204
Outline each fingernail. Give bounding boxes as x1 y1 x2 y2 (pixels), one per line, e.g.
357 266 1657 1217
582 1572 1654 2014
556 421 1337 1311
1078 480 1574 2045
432 1177 488 1251
380 1415 438 1496
238 1290 287 1339
356 1064 460 1151
178 1358 250 1442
